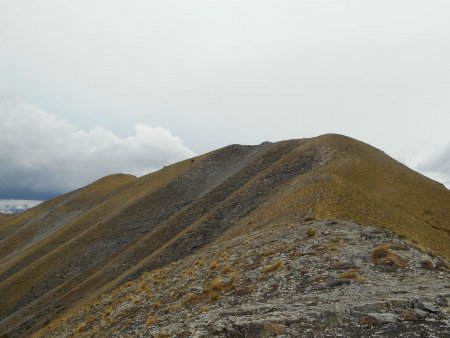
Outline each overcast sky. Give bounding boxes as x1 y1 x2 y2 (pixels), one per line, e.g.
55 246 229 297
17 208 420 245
0 0 449 202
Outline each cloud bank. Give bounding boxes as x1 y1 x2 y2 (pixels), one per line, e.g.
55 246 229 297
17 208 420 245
0 89 195 199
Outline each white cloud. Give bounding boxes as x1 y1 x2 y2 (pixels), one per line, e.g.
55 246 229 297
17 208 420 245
0 88 195 199
415 143 450 188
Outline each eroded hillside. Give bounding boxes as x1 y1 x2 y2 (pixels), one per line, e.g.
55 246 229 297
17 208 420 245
0 134 449 337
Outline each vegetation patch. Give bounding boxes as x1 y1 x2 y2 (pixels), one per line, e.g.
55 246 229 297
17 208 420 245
306 228 317 237
262 260 286 273
263 322 287 335
370 245 407 268
339 269 366 283
146 315 159 327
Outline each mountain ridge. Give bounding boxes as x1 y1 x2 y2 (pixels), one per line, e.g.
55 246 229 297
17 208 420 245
0 134 449 337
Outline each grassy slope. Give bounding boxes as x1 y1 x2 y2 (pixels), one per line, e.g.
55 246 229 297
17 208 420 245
0 160 193 319
230 135 450 259
0 174 137 262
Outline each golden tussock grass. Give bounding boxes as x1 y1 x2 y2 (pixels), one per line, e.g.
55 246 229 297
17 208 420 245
209 277 225 291
194 258 205 267
146 315 159 327
221 264 234 274
166 303 183 312
264 322 287 335
74 322 86 334
340 269 366 283
306 228 317 237
262 260 286 273
203 277 227 302
370 245 407 268
183 292 198 305
209 261 219 270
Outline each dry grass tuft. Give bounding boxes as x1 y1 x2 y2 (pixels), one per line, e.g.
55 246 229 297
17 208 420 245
208 290 221 301
129 295 140 304
262 260 286 273
261 248 275 257
209 277 225 291
340 269 366 283
183 292 198 305
399 310 418 321
203 276 230 302
146 315 159 327
370 245 407 268
209 261 219 270
194 258 205 267
157 329 170 338
264 322 287 335
74 323 86 334
306 228 317 237
166 303 183 312
182 267 194 278
221 264 234 275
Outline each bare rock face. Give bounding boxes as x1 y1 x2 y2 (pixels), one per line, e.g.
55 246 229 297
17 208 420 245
37 220 450 337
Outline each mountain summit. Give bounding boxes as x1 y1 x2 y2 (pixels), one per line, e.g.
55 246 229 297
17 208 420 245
0 134 449 337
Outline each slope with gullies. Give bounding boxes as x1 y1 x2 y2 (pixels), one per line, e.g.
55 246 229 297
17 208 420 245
0 134 449 337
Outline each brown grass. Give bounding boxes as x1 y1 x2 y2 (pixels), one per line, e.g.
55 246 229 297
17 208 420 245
194 258 205 267
209 261 219 270
399 310 418 321
146 315 159 327
209 277 225 291
183 292 198 305
261 248 275 257
370 245 407 268
262 260 286 273
74 322 86 334
306 228 317 237
263 322 287 335
340 269 366 283
166 303 183 312
221 264 234 274
203 276 229 302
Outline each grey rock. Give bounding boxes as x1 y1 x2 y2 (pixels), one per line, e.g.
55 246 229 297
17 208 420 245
417 301 439 313
436 296 449 307
365 312 398 323
411 308 429 318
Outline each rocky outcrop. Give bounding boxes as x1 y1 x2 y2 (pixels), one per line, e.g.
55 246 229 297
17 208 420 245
36 220 450 337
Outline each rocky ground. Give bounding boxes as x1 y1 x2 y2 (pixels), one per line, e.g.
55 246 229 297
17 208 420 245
37 219 449 338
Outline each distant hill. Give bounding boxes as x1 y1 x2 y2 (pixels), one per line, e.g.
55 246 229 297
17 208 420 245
0 134 449 337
